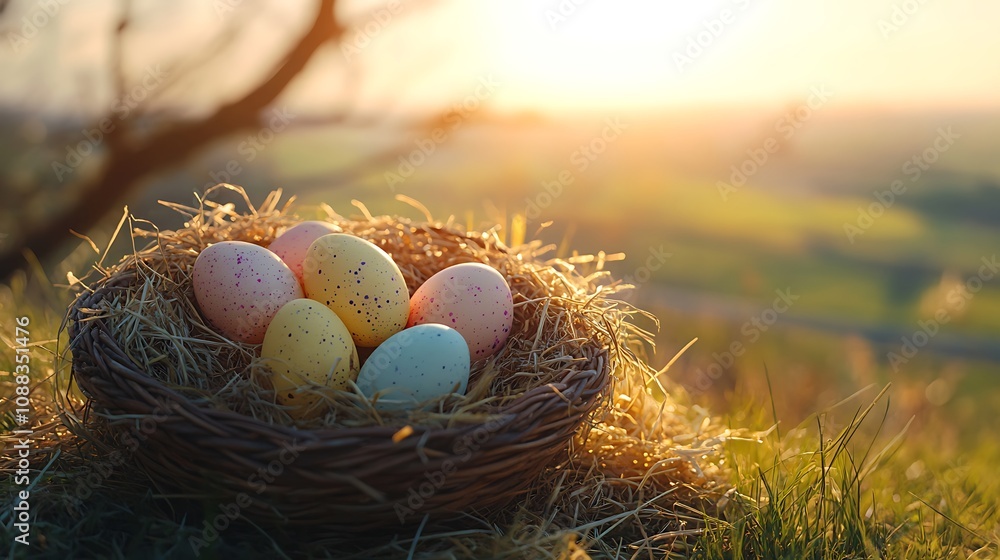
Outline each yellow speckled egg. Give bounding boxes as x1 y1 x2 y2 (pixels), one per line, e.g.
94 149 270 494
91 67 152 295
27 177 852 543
192 241 303 344
261 299 359 417
302 234 409 347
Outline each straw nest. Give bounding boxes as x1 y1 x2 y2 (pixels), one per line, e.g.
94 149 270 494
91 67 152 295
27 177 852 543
64 186 732 549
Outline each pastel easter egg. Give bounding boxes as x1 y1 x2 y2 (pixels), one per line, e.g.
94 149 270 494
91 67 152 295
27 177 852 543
267 221 342 283
192 241 303 344
407 263 513 360
302 234 409 347
261 299 359 417
356 324 470 410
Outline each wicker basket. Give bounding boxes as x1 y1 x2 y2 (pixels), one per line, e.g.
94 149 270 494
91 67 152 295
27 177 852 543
67 212 614 529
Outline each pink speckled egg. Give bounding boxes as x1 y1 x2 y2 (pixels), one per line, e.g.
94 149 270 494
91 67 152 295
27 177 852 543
267 221 342 282
407 263 513 360
192 241 303 344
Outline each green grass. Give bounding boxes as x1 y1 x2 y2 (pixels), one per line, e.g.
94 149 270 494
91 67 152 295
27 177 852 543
698 386 899 558
691 383 1000 559
3 261 999 559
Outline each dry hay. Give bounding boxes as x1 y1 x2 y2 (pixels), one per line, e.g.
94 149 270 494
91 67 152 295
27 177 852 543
58 185 734 557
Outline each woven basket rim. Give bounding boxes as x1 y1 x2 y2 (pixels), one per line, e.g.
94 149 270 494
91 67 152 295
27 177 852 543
70 267 610 436
65 219 616 526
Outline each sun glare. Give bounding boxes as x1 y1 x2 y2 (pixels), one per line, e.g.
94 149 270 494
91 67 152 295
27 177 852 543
471 0 1000 114
485 1 729 112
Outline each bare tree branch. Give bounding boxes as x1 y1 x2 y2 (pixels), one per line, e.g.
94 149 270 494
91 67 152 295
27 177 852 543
107 0 130 151
0 0 342 278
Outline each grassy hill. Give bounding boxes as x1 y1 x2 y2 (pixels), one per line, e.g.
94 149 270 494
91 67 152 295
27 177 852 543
2 107 998 557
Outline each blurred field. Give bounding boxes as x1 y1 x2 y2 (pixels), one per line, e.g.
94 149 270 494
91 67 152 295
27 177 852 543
105 108 999 456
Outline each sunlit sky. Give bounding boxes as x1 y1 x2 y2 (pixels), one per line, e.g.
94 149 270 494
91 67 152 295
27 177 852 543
2 0 999 117
482 0 1000 111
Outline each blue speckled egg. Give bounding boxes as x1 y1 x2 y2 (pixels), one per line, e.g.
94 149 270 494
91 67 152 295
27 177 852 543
356 324 470 410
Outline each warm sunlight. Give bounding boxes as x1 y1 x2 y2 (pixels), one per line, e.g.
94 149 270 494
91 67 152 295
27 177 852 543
5 0 1000 115
484 1 727 112
475 0 1000 113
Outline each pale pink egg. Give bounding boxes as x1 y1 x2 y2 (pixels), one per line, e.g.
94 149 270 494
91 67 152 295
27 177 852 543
192 241 303 344
407 263 513 360
267 221 342 282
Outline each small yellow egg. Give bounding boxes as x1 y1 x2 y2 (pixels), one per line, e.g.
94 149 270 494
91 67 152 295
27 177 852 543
261 299 359 417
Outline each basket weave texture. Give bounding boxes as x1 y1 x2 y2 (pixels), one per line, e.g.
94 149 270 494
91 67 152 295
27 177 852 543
68 199 618 528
